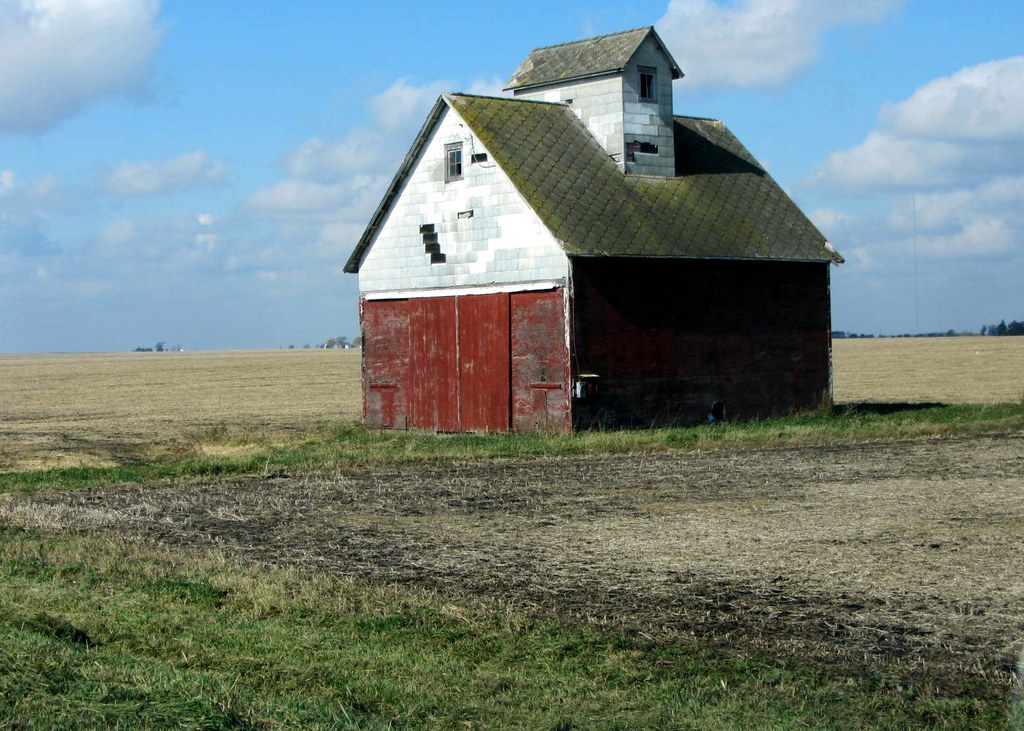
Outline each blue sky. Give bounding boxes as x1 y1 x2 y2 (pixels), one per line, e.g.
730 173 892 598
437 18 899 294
2 0 1022 352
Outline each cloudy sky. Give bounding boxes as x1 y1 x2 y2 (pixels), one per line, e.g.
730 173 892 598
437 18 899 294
1 0 1021 352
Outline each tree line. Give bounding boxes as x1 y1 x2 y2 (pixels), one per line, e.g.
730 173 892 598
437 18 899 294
981 320 1024 336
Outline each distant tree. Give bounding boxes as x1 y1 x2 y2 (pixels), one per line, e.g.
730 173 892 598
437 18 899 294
351 336 363 348
155 341 165 352
980 325 988 336
996 320 1008 336
1008 320 1024 336
336 336 350 348
325 338 337 349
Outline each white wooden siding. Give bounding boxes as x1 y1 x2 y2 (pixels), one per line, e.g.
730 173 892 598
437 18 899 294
358 105 570 294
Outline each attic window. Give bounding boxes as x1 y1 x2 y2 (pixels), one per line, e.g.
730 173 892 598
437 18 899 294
445 142 463 182
625 140 659 162
639 66 657 102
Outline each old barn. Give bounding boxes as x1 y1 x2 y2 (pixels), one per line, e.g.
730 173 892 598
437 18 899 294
345 26 843 433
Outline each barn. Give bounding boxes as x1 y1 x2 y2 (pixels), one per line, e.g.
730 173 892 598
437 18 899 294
345 26 843 433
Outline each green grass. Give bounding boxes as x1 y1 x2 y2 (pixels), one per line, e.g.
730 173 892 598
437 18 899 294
1 525 1014 729
3 401 1024 494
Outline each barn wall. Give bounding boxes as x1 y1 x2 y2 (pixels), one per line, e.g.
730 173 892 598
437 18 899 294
570 258 832 427
358 105 569 295
361 288 570 433
621 36 676 177
513 75 626 165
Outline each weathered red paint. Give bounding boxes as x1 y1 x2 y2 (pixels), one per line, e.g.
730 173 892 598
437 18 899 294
511 289 571 432
458 292 511 431
409 296 459 431
570 257 832 427
362 289 569 433
362 261 830 432
361 298 410 429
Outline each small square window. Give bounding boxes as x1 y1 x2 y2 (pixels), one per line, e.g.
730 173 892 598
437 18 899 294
445 142 463 182
639 66 657 102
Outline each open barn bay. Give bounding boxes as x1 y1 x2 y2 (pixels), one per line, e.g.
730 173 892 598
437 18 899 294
2 338 1023 727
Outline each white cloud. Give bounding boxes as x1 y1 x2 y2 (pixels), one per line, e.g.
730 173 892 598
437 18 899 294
102 150 225 196
808 57 1024 193
367 77 450 132
0 169 13 196
465 76 507 98
0 0 164 133
243 179 358 218
282 132 386 180
656 0 902 88
881 56 1024 142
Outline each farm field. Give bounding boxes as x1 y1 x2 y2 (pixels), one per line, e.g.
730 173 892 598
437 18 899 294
2 337 1023 724
0 348 362 472
5 433 1023 696
1 337 1023 473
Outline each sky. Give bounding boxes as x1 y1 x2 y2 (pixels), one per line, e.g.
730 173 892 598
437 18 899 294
1 0 1022 352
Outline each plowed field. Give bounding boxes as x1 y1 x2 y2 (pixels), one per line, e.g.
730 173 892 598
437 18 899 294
5 433 1022 695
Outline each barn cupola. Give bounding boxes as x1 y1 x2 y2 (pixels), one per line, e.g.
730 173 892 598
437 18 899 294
504 26 683 177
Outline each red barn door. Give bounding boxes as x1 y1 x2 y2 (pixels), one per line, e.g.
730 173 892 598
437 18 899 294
458 293 511 431
511 290 571 432
361 288 569 433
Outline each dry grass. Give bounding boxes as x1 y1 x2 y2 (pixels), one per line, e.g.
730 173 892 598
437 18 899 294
0 349 361 471
833 336 1024 404
3 338 1024 472
5 433 1022 694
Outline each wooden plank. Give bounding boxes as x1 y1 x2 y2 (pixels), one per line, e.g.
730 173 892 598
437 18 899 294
408 296 459 431
361 299 410 429
457 293 511 432
511 289 571 433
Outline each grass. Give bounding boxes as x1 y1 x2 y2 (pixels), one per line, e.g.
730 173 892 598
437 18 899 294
3 401 1024 494
2 524 1014 729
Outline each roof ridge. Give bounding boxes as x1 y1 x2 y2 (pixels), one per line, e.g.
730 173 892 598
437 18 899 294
674 114 722 123
448 92 571 107
524 26 651 53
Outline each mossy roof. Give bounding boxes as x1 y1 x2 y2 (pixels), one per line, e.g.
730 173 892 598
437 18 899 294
345 93 841 273
448 93 841 263
505 26 682 91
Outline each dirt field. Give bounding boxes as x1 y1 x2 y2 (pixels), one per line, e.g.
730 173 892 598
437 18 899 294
0 349 361 471
2 337 1023 472
833 336 1024 405
3 433 1022 694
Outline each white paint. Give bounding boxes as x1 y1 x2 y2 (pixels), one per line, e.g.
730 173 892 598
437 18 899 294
363 279 564 301
358 103 570 295
512 34 677 176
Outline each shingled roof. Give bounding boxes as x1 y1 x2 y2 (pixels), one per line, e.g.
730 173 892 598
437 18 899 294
345 93 841 273
505 26 683 91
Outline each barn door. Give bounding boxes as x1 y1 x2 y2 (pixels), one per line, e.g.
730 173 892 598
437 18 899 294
362 299 410 429
363 289 569 433
457 293 511 431
511 290 571 432
408 297 459 431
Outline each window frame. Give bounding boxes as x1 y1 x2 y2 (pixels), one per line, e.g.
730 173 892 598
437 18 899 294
444 142 463 182
638 66 657 103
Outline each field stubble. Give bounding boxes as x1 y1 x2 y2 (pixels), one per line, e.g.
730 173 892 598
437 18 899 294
2 337 1023 472
4 433 1022 696
2 338 1024 698
0 349 361 471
